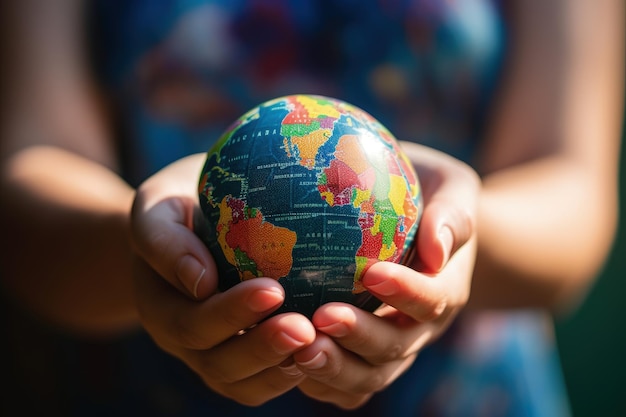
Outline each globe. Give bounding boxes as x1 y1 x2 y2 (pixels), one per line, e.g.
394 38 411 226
197 94 423 318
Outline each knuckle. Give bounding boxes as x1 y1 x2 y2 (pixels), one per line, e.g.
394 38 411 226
147 228 176 259
132 224 172 267
218 307 247 332
421 298 447 322
312 364 342 382
131 197 187 255
404 289 448 322
216 301 257 336
369 343 403 365
341 331 370 354
301 357 342 382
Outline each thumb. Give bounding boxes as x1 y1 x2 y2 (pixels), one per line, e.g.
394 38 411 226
402 143 480 273
416 199 475 273
130 155 218 300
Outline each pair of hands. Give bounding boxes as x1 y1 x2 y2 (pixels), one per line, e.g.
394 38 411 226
130 142 480 409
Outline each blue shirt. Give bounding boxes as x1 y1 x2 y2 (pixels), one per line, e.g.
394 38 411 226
72 1 573 415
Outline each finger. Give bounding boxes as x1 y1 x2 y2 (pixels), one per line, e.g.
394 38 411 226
131 154 217 299
311 303 426 365
361 261 450 323
400 142 480 272
188 313 315 384
133 195 216 299
293 333 415 407
415 199 474 273
134 259 288 350
211 365 305 407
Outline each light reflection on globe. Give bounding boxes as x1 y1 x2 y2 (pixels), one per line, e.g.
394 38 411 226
197 94 422 318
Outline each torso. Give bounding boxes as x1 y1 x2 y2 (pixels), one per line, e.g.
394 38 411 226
78 1 571 415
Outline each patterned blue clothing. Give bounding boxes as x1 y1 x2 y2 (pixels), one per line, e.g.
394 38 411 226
71 0 572 415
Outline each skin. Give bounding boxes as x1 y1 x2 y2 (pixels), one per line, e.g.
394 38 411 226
1 0 623 411
130 147 478 407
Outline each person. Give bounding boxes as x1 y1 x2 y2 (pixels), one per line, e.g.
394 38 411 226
0 0 623 416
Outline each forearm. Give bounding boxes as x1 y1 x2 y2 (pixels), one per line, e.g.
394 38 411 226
0 0 143 336
466 0 623 314
0 146 139 336
469 155 619 313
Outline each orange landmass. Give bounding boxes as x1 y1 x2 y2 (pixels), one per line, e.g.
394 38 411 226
333 135 370 175
226 211 297 279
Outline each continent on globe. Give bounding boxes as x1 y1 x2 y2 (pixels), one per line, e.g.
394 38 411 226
216 194 297 280
198 94 422 317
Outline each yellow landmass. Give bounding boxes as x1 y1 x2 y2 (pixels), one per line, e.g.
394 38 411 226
353 256 370 294
388 174 408 216
399 151 421 199
372 213 382 235
297 95 341 119
283 137 292 158
217 197 236 267
379 242 397 261
320 190 335 206
352 188 371 208
292 129 331 168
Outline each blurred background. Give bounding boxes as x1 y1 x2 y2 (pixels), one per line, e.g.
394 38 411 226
556 106 626 416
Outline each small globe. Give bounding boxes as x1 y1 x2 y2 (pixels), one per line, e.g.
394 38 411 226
197 94 422 318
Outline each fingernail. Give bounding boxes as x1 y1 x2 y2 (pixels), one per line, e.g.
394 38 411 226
439 225 454 268
363 276 397 296
279 358 303 377
246 288 284 313
176 255 206 298
297 351 327 370
274 331 308 355
317 322 349 338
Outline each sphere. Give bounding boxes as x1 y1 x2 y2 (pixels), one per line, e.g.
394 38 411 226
197 94 422 318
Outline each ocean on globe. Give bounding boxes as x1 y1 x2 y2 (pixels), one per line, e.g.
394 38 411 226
197 94 423 318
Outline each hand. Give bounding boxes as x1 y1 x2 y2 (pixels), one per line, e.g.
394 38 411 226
130 154 316 406
290 143 480 409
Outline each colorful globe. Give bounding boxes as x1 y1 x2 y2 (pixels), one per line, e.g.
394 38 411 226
197 94 422 318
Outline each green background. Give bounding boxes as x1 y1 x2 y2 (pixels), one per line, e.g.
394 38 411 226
556 111 626 416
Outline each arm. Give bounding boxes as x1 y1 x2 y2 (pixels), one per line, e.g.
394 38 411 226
0 3 319 405
470 0 624 313
127 0 624 409
0 0 137 335
290 0 624 408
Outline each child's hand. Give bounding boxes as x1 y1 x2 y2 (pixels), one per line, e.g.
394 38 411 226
292 143 480 409
130 154 316 405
